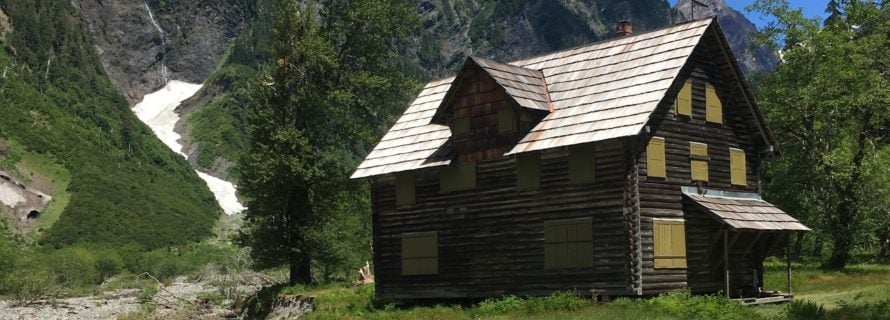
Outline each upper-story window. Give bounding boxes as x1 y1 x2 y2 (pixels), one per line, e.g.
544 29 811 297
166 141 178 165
690 142 709 182
517 152 540 191
440 162 476 192
647 136 667 178
730 148 747 186
451 117 470 138
705 83 723 124
674 79 692 116
569 144 596 185
395 172 415 206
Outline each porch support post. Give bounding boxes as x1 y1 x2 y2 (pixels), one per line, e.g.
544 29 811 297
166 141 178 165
724 228 730 298
786 233 792 295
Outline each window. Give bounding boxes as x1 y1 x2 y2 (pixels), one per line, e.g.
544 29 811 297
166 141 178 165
705 83 723 124
545 218 594 269
653 219 687 268
401 232 438 275
569 144 596 185
498 108 516 133
730 148 747 186
675 79 692 116
690 142 709 182
517 153 540 191
440 162 476 192
395 172 415 206
451 117 470 138
647 137 666 178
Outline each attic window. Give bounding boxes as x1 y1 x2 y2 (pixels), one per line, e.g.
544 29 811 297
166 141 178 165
498 109 516 133
395 173 415 206
705 83 723 124
674 79 692 116
451 117 470 138
646 137 666 178
730 148 747 186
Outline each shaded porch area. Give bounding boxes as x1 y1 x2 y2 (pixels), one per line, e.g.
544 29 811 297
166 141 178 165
682 187 810 301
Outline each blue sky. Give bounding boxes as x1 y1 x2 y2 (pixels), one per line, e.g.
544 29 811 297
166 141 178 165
667 0 825 28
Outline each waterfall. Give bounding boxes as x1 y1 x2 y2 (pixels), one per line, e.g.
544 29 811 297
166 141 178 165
143 1 169 83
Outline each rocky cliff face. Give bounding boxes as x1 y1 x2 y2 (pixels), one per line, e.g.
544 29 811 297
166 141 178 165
414 0 673 77
73 0 252 103
675 0 778 73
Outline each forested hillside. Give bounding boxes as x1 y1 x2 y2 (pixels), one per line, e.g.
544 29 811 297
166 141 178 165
0 1 218 248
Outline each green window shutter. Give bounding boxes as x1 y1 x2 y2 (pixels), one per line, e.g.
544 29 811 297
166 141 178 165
730 148 747 186
654 220 687 269
498 108 516 133
675 80 692 116
401 232 438 275
440 162 476 192
451 117 470 137
647 137 666 178
545 218 593 269
705 83 723 124
689 142 709 182
569 145 596 185
517 153 540 191
395 172 415 206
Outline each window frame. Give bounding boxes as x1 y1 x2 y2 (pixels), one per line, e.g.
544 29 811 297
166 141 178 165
689 142 709 182
401 232 439 276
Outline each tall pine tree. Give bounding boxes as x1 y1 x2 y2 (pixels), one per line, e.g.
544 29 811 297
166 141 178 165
237 0 418 284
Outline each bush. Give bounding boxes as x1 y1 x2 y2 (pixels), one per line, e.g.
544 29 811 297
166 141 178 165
786 299 827 320
649 291 757 320
474 295 524 316
473 292 588 316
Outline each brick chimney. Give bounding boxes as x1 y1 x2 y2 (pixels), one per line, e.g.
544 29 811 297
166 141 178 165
615 20 633 36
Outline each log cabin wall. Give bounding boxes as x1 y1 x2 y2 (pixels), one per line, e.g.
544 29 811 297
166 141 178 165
370 139 634 299
637 39 767 295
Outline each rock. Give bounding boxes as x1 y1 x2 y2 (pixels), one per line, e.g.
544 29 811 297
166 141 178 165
0 8 10 40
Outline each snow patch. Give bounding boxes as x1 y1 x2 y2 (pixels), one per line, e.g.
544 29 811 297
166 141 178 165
132 81 245 215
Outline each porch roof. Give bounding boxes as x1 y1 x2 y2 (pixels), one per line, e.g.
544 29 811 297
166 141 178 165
683 191 810 232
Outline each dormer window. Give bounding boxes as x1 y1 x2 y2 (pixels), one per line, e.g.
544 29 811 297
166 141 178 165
498 109 516 134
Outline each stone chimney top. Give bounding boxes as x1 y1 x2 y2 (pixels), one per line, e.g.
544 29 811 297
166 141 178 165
615 20 633 36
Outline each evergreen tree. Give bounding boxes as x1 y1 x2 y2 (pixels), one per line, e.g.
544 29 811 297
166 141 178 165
824 0 844 26
237 0 418 284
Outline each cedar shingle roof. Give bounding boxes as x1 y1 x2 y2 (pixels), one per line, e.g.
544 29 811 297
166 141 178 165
352 18 714 179
685 193 810 231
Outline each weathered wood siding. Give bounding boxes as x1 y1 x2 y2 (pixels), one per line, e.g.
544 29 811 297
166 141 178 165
371 140 634 299
637 36 769 295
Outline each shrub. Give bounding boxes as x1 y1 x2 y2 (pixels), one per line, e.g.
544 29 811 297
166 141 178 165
474 295 524 316
786 299 827 320
649 291 757 320
523 291 587 313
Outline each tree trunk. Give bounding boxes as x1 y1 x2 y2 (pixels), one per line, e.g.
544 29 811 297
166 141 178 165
878 232 890 263
289 253 313 285
825 200 857 269
792 233 805 260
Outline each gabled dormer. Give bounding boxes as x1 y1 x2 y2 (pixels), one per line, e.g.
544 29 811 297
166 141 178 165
430 57 551 162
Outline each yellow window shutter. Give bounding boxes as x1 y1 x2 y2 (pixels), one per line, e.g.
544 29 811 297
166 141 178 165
516 153 540 191
705 83 723 124
730 148 747 186
395 173 415 206
401 232 438 275
690 142 708 182
569 145 596 185
671 222 688 268
647 137 666 178
675 80 692 116
654 221 669 268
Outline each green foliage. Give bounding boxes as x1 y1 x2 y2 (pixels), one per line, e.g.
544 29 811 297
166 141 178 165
237 0 420 284
751 0 890 268
0 0 219 249
785 300 827 320
649 291 756 320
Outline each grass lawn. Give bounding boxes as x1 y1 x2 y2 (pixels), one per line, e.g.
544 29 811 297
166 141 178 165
281 260 890 320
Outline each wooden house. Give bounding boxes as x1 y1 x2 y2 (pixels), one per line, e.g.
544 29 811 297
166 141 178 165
352 18 809 301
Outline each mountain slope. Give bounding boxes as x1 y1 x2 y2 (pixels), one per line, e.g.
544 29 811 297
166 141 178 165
676 0 778 73
0 0 219 248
